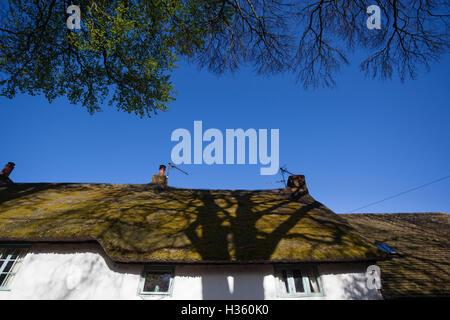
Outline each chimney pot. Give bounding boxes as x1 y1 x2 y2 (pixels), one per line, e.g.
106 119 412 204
0 162 15 185
0 162 15 178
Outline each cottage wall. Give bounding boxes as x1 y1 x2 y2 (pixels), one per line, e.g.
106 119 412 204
0 243 382 300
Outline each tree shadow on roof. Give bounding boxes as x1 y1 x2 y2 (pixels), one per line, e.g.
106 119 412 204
181 189 353 262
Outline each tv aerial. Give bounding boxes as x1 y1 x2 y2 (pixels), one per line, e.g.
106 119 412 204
280 165 296 187
266 165 294 187
167 162 189 178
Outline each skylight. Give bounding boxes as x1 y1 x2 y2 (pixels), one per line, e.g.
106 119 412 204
375 242 397 254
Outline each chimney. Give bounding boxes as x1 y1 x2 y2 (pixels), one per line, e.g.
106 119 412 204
286 175 308 196
0 162 15 185
151 164 167 186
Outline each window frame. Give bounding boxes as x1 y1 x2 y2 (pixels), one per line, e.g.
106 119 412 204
139 265 175 296
0 243 30 291
274 264 324 298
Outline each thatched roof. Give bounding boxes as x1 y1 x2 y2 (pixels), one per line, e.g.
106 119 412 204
0 182 386 263
342 213 450 299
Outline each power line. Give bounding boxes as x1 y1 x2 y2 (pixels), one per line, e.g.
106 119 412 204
349 174 450 213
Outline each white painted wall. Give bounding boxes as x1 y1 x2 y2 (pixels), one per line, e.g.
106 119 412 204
0 243 382 300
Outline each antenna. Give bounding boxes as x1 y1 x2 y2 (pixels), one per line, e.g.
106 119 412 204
266 180 285 185
266 165 294 187
279 165 294 187
279 166 294 175
167 162 189 178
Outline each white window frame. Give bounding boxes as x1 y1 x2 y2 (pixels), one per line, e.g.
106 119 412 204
0 244 29 291
139 265 175 296
274 265 324 298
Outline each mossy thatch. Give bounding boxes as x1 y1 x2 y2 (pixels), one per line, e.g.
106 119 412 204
0 183 386 263
342 213 450 299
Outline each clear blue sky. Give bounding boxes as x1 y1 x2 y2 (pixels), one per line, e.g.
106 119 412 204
1 53 449 214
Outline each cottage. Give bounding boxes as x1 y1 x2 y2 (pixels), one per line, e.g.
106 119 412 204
0 174 445 300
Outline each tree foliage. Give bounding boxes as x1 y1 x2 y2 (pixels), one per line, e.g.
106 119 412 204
0 1 448 117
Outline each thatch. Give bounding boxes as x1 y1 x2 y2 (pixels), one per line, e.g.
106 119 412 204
342 213 450 299
0 183 386 263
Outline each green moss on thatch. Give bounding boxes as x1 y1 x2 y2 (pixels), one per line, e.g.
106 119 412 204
0 183 385 263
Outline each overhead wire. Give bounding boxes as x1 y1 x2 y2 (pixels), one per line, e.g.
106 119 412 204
349 174 450 213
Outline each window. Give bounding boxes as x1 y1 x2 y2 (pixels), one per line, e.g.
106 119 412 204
139 265 174 296
275 265 323 297
0 245 28 290
375 242 397 254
